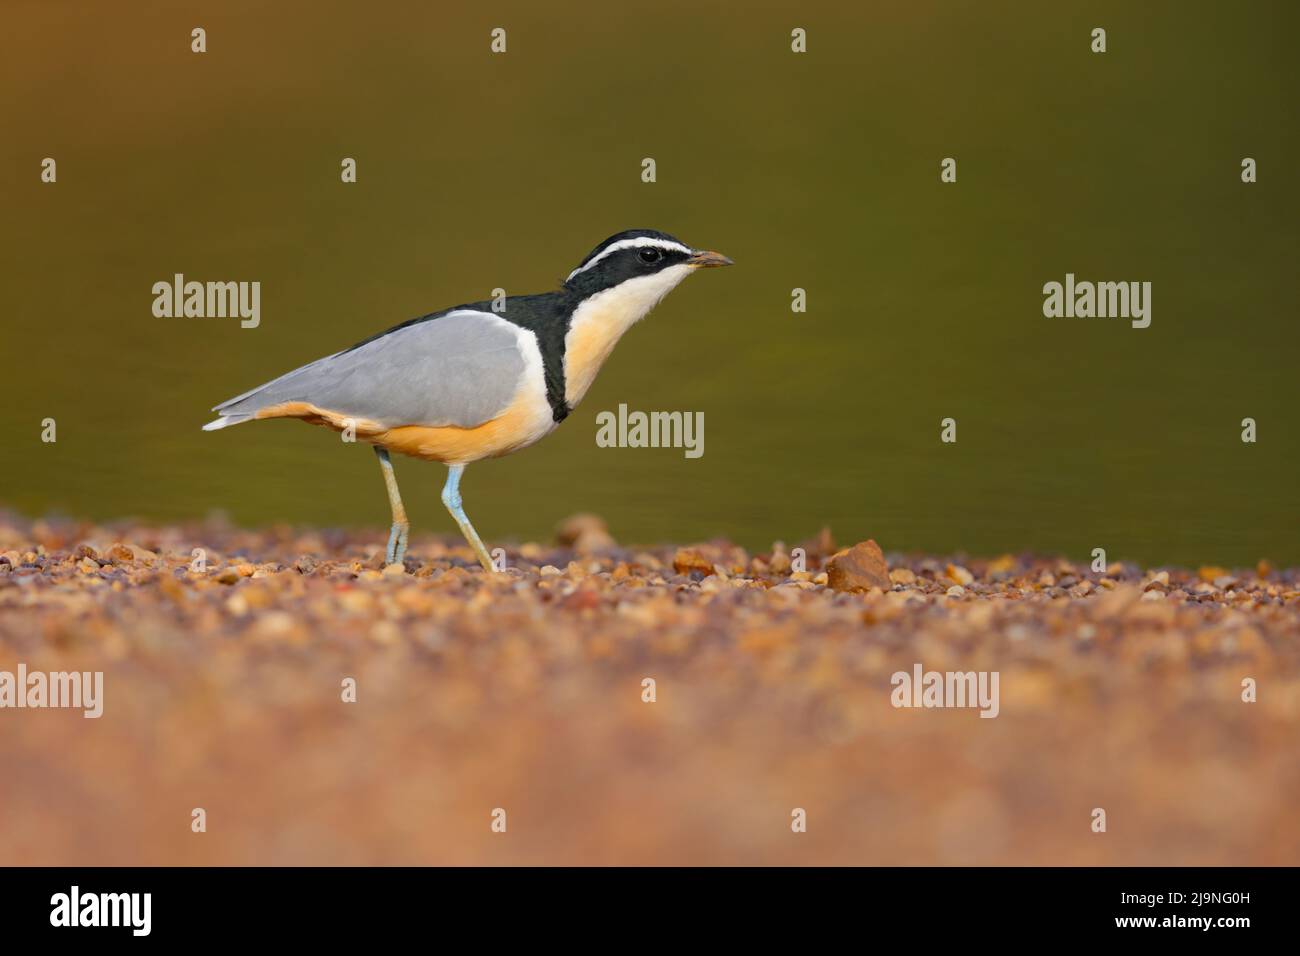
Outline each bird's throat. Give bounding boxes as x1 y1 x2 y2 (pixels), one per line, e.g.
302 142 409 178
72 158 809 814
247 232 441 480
562 265 692 408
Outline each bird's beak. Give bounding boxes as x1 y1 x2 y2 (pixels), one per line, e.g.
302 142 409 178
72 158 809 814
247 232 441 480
688 249 734 269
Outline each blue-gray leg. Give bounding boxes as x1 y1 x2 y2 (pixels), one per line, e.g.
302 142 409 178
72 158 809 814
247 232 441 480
441 464 496 572
374 447 409 565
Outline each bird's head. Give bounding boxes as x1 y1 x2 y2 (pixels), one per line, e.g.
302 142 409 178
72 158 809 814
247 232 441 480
562 229 732 301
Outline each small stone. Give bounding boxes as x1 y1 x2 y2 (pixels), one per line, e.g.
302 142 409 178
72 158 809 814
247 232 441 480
1143 570 1170 591
381 562 406 578
826 539 890 593
889 567 917 585
125 543 159 563
107 543 135 563
945 564 974 586
673 548 716 576
946 584 966 598
555 513 616 554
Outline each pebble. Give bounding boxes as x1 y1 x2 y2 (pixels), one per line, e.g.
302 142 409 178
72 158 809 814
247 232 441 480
672 548 716 577
826 539 891 592
946 564 975 586
555 512 617 554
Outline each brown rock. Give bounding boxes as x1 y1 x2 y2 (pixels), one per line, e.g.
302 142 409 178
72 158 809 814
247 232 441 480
945 564 974 586
673 548 716 576
826 539 890 592
124 543 159 564
555 513 616 554
1144 570 1170 591
107 543 135 563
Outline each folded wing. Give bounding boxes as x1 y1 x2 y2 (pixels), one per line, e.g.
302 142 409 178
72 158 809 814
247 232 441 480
205 309 528 431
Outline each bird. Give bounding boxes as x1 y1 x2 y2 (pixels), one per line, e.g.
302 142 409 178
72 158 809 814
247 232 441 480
203 229 732 571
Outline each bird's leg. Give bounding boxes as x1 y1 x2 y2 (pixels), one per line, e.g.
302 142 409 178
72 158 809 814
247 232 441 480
373 447 410 565
440 464 495 572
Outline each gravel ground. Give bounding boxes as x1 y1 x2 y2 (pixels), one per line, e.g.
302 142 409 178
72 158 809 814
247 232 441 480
1 512 1297 866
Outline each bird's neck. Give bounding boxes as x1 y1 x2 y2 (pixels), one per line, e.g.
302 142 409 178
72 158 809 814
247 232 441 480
562 266 692 408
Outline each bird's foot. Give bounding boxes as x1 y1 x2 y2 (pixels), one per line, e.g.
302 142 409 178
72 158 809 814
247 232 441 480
385 521 409 566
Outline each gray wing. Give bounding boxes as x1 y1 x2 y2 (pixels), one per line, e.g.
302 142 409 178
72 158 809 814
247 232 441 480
209 309 527 429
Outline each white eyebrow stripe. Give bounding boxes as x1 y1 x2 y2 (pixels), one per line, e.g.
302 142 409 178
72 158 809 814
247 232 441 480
566 237 693 282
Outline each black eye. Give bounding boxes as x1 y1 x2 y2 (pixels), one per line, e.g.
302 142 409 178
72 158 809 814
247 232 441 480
639 248 662 264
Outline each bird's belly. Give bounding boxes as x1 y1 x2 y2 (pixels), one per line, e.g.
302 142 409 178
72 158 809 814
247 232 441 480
254 388 557 465
376 392 556 465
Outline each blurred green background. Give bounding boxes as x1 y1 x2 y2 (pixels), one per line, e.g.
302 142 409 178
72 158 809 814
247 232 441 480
2 0 1296 566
